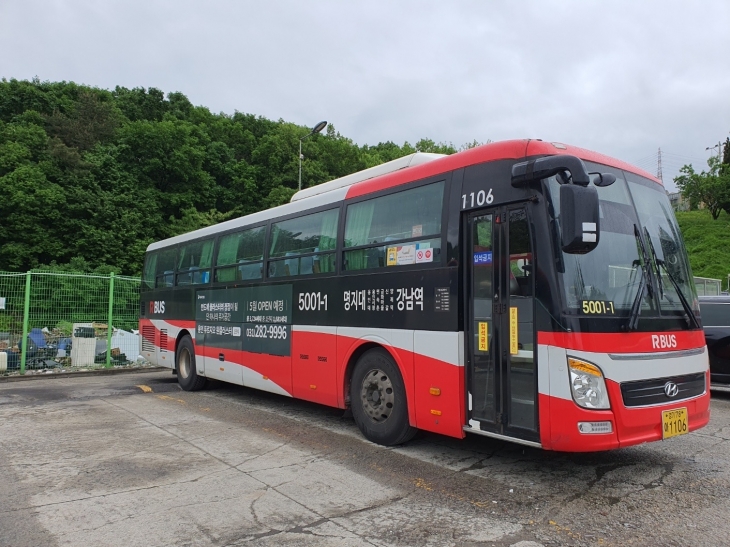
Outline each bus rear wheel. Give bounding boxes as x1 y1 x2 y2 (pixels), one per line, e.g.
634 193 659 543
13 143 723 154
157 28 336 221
176 335 206 391
351 348 417 446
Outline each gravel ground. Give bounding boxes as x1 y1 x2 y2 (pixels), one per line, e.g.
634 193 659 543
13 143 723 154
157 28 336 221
1 371 728 547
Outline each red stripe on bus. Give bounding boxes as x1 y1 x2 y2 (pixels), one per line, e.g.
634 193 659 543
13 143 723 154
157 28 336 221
345 141 529 199
344 139 662 200
524 140 662 185
537 330 705 353
197 344 294 396
194 329 466 438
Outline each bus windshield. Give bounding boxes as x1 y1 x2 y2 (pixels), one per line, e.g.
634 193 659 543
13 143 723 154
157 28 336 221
547 168 697 320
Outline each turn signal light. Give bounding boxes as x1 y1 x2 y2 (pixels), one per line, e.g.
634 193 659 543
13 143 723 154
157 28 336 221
429 387 441 396
310 384 317 390
430 409 442 416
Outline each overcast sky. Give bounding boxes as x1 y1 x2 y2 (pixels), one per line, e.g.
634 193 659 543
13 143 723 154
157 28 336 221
2 1 729 191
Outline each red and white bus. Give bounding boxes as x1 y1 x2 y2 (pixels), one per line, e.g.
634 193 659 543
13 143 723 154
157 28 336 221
139 139 710 451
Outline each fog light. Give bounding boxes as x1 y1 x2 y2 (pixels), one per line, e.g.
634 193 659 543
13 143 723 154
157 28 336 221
577 421 613 434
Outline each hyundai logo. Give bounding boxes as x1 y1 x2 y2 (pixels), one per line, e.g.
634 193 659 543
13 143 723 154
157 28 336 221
664 382 679 398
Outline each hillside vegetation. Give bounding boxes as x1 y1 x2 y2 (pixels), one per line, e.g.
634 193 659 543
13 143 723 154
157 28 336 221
675 209 730 285
2 78 727 282
0 78 464 275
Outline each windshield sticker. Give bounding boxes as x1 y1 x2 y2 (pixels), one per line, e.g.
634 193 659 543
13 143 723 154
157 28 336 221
474 251 493 265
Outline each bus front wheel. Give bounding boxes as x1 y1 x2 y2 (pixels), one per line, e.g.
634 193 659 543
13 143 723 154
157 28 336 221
176 335 206 391
351 348 417 446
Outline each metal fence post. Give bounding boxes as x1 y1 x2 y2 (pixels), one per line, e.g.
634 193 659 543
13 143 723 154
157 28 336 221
106 272 115 368
20 271 31 374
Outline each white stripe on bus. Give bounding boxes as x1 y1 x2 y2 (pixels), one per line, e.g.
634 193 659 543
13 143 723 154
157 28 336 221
293 326 464 368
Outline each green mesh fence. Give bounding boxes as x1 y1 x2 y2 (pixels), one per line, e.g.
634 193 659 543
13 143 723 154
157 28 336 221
0 271 143 374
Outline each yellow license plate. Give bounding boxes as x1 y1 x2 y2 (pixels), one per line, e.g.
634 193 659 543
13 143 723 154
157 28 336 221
662 407 688 440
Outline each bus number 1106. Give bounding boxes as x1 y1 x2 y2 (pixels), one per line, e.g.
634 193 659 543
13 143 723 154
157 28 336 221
462 189 494 209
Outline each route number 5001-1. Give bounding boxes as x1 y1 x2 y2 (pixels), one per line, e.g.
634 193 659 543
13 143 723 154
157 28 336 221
462 189 494 209
298 292 328 311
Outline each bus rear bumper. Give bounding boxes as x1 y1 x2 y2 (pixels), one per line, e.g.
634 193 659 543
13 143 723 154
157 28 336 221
542 372 711 452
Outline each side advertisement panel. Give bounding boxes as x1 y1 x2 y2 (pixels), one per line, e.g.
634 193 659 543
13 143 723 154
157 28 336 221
196 285 293 387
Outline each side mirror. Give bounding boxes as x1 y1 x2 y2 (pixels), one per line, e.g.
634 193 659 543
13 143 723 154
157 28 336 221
560 184 600 254
511 155 591 187
590 172 617 187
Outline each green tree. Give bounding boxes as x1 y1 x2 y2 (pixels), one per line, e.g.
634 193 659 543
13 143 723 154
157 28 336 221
0 78 488 275
414 138 457 154
675 156 730 220
44 90 121 151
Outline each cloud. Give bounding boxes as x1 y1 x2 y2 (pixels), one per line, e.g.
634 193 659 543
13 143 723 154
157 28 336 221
2 0 728 190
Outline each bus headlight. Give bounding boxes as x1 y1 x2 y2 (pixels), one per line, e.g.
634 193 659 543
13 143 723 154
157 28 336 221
568 358 610 410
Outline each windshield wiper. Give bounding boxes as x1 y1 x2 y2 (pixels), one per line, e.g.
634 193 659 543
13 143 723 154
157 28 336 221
644 226 667 301
625 225 654 331
655 257 701 329
626 262 647 331
642 228 699 329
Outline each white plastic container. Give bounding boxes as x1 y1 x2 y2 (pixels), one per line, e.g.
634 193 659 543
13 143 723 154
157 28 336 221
71 323 96 367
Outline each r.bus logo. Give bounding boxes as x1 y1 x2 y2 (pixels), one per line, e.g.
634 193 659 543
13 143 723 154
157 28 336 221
150 300 166 315
651 334 677 349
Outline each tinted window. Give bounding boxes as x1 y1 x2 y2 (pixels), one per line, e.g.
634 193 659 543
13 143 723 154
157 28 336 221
142 253 156 290
155 248 177 288
177 239 214 285
343 181 444 270
701 303 730 327
269 209 339 278
215 226 266 282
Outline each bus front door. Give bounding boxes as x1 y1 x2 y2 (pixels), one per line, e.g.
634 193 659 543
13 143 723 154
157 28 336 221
466 207 538 443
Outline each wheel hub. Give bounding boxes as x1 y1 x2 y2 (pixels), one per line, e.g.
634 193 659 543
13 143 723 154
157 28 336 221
360 368 395 422
178 349 191 379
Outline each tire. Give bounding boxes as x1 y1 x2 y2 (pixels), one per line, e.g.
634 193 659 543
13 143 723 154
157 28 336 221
350 348 417 446
176 335 206 391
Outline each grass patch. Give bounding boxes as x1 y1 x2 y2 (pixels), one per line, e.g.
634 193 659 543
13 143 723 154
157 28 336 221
675 209 730 284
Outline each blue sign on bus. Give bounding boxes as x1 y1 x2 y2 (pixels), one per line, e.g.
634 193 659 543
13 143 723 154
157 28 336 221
473 251 492 264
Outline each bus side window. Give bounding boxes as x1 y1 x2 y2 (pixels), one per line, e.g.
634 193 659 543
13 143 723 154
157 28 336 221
142 253 157 290
176 239 214 286
343 181 444 271
214 226 265 283
155 247 177 288
268 209 339 278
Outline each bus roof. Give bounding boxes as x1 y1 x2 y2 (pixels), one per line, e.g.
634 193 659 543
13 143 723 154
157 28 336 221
146 139 661 252
290 152 446 202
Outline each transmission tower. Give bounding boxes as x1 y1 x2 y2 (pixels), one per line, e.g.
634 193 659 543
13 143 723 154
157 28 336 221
656 147 663 182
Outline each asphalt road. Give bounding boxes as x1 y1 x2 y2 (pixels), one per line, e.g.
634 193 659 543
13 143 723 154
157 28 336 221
1 371 729 547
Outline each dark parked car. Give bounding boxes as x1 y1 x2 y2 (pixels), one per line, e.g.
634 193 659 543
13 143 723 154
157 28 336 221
699 296 730 384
